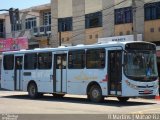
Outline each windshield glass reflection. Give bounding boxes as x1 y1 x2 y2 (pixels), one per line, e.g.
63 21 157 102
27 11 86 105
124 50 158 81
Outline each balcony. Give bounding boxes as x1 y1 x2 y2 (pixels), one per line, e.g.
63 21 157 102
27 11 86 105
32 25 51 37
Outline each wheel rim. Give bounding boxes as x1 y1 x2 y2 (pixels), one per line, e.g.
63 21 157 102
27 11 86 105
91 89 99 99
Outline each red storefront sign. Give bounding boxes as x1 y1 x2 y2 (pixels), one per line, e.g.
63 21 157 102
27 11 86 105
0 37 28 52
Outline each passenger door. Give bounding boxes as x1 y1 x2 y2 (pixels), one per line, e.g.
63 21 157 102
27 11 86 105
53 53 67 93
108 50 122 96
14 55 23 90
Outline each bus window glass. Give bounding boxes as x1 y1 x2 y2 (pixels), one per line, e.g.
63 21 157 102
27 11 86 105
86 49 105 69
38 52 52 69
3 55 14 70
15 57 22 70
56 55 67 69
68 50 85 69
24 53 37 70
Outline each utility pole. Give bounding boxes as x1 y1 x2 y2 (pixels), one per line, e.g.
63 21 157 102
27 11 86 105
59 32 61 46
132 0 137 41
9 8 20 38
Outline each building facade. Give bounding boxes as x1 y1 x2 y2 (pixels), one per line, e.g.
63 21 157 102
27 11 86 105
0 4 51 49
0 0 160 48
50 0 160 47
0 15 5 39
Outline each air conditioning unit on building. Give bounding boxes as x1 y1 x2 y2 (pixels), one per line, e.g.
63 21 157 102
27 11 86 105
46 25 51 34
32 27 39 36
39 26 45 35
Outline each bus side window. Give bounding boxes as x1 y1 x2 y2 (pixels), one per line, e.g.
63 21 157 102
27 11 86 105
38 52 52 69
62 56 67 69
86 48 105 69
56 56 61 69
3 55 14 70
68 50 85 69
24 53 37 70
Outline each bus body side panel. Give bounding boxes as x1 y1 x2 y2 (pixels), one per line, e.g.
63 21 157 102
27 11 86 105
22 70 38 92
1 69 14 90
36 69 53 93
67 69 108 96
1 55 14 90
67 69 87 95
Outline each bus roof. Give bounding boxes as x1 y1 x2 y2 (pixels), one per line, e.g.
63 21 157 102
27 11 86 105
2 41 155 55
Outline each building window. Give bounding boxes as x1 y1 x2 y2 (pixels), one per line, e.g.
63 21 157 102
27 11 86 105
115 7 133 24
3 55 14 70
68 50 85 69
38 52 52 69
25 17 37 29
145 2 160 20
85 11 102 29
150 28 154 33
43 11 51 25
24 53 37 70
11 24 22 31
86 49 105 69
58 17 72 32
0 19 4 38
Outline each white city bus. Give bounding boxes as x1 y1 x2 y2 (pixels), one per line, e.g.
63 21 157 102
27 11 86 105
1 41 159 102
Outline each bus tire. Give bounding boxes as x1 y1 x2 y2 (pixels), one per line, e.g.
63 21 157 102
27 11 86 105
117 97 129 102
88 85 104 103
28 82 38 99
52 93 65 98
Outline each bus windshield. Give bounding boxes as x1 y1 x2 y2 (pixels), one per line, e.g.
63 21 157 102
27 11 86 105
124 50 158 81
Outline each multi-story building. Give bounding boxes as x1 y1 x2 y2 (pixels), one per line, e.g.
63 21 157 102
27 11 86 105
0 3 51 49
49 0 160 47
0 0 160 48
50 0 160 80
0 14 5 39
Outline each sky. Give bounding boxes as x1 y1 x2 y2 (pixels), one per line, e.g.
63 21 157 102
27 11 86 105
0 0 50 13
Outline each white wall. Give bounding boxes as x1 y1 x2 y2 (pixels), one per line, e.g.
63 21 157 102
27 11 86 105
85 0 102 14
58 0 72 18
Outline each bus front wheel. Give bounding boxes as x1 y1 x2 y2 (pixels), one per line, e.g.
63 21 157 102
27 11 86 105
117 97 129 102
28 83 38 99
88 85 104 103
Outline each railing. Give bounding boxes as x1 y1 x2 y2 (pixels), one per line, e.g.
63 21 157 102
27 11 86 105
32 25 51 37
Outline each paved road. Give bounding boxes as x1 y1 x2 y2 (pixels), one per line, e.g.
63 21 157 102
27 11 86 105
0 90 160 115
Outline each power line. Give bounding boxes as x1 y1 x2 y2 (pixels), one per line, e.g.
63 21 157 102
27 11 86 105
1 0 158 42
2 0 128 38
70 0 160 41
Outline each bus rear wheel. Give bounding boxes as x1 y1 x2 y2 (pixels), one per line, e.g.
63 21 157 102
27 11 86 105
117 97 129 102
28 83 38 99
88 85 104 103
